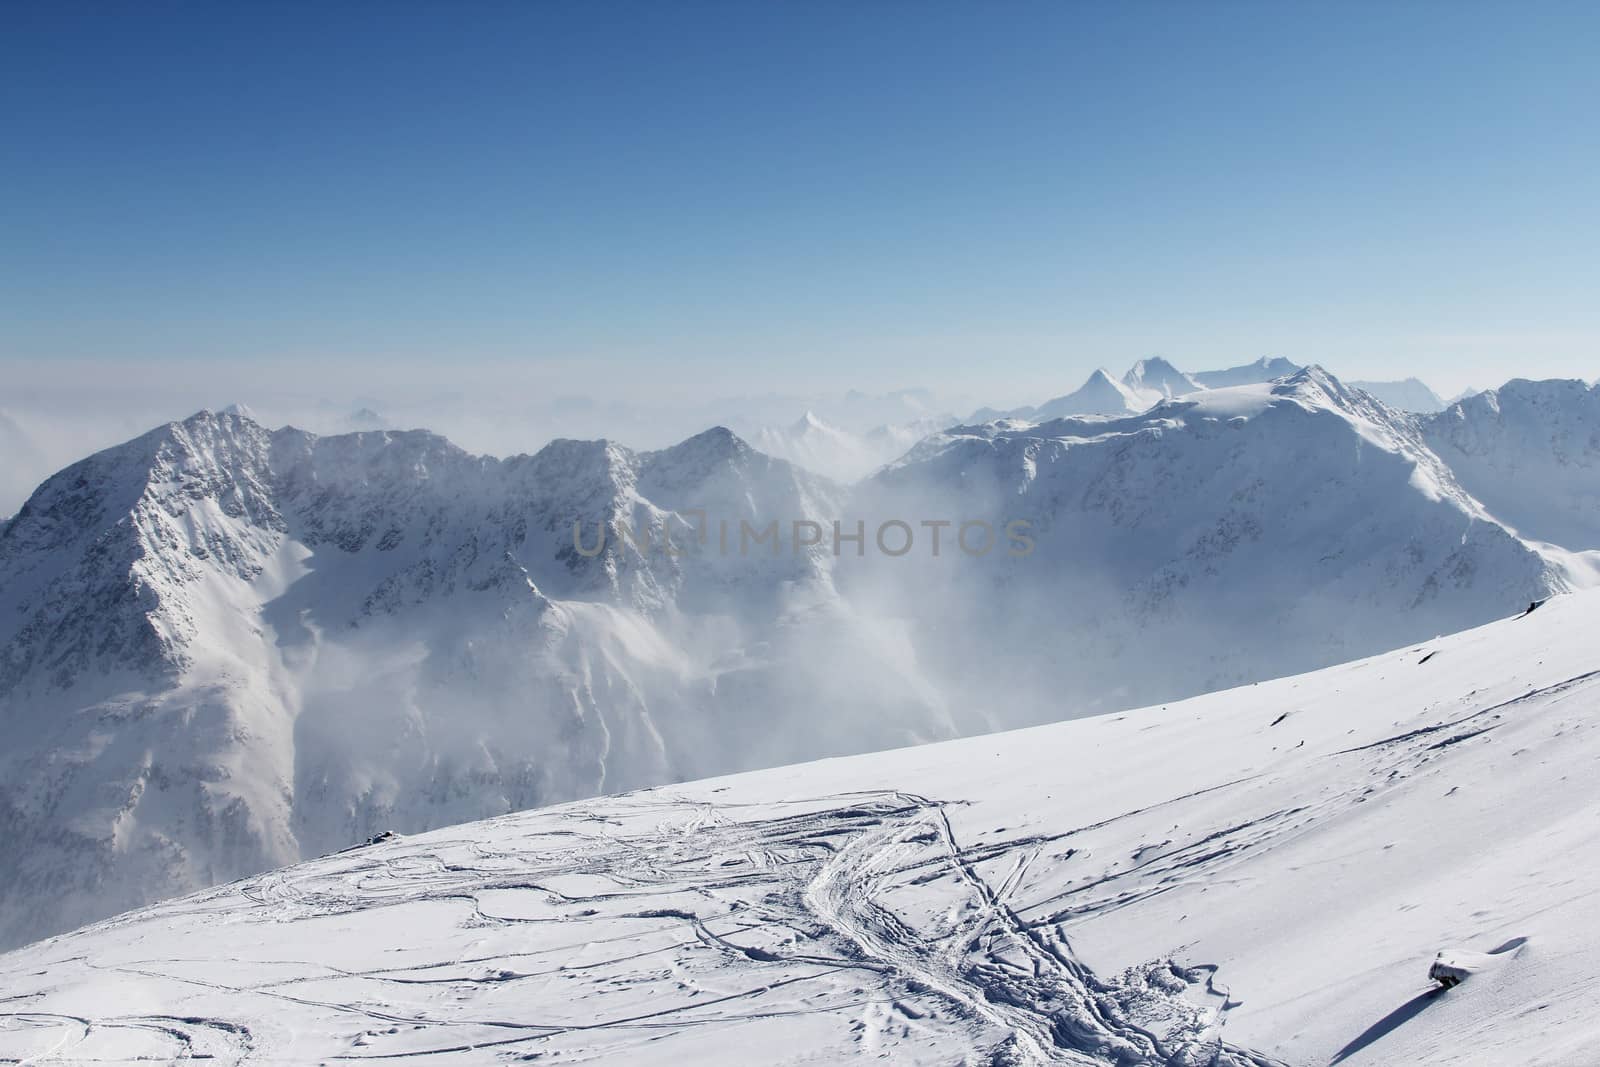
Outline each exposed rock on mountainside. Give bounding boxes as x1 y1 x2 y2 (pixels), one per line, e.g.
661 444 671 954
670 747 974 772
864 368 1568 725
0 412 947 949
1419 378 1600 551
0 367 1590 950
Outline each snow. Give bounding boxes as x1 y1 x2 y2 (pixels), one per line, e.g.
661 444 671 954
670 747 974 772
0 413 951 951
750 410 954 483
3 365 1597 962
1166 380 1276 419
970 357 1298 427
1190 356 1303 389
1350 377 1446 413
1032 368 1155 419
1419 378 1600 551
868 367 1574 727
1123 356 1204 399
5 589 1600 1065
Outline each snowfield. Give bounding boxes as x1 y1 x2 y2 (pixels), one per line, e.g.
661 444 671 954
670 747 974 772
4 590 1599 1065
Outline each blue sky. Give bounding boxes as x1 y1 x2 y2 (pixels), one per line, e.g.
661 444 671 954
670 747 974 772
3 2 1597 398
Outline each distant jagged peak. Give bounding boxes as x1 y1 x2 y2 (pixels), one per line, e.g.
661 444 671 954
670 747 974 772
1032 367 1153 420
932 366 1414 451
1191 356 1304 389
964 405 1031 424
1123 356 1203 398
345 407 391 431
1248 355 1304 377
790 409 835 435
1349 377 1446 413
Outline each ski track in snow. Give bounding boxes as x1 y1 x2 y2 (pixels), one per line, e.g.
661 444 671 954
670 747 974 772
0 788 1283 1065
7 591 1600 1064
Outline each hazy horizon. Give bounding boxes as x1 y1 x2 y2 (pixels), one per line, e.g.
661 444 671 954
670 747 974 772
5 3 1597 415
1 351 1592 519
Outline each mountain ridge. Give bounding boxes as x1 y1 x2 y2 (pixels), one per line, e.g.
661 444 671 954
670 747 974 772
2 367 1596 949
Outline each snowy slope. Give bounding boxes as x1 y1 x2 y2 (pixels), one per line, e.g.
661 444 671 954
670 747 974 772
1191 356 1303 388
1351 377 1446 413
4 590 1599 1065
1419 378 1600 551
863 368 1571 725
1033 368 1156 419
0 413 952 950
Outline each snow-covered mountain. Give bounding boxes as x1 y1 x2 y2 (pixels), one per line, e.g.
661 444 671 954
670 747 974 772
345 406 391 431
975 368 1158 423
860 367 1571 725
1032 368 1156 419
1 367 1591 952
972 359 1212 427
1191 356 1303 388
1351 377 1446 412
0 413 952 949
6 589 1598 1066
862 414 961 464
751 410 953 482
1419 378 1600 551
1122 356 1203 398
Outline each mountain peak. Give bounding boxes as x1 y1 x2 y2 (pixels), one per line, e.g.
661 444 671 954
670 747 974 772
1031 368 1152 420
1192 357 1304 389
1124 357 1203 399
791 410 831 434
1274 365 1373 413
639 426 759 484
1349 377 1446 413
675 424 751 455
